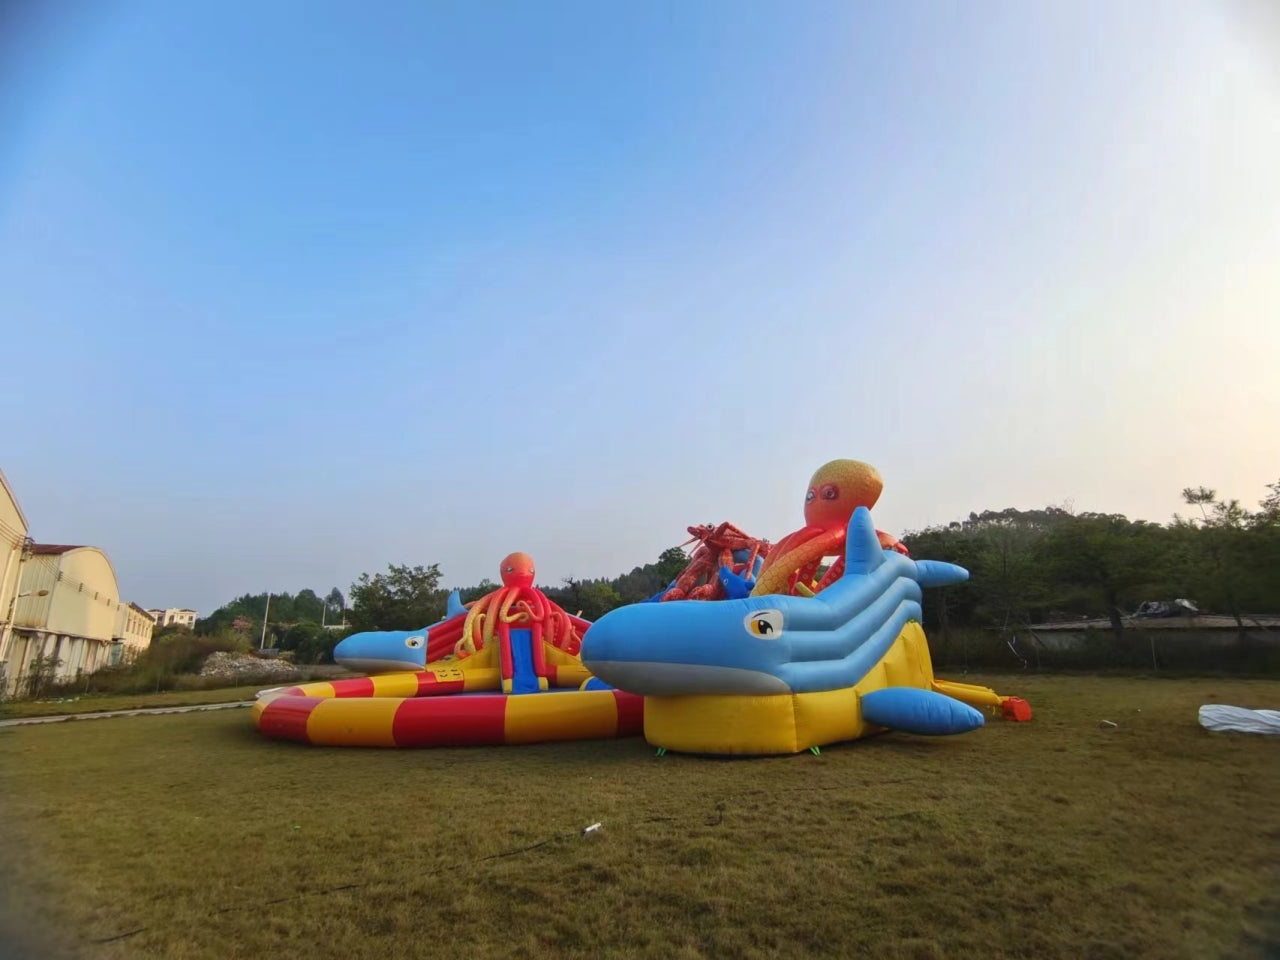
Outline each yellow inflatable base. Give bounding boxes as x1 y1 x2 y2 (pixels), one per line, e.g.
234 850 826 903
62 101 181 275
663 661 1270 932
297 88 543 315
642 621 1007 755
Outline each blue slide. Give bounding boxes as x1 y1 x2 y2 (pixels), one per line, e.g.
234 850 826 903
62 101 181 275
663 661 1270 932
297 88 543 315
508 628 541 694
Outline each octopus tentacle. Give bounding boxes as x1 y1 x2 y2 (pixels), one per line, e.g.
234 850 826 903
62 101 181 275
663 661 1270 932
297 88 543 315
756 525 824 581
752 527 846 596
482 588 510 648
504 599 535 623
555 611 574 648
539 594 568 647
513 590 545 626
794 557 823 595
462 591 494 652
498 587 525 624
815 555 845 592
457 603 487 656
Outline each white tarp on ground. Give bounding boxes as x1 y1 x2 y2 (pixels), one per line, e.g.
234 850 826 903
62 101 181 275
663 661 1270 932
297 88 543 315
1198 704 1280 736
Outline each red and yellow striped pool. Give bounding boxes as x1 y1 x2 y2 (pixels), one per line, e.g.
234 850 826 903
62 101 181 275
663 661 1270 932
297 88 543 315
252 672 645 748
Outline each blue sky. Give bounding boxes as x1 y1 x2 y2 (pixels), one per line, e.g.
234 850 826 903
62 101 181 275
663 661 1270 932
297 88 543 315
2 1 1278 614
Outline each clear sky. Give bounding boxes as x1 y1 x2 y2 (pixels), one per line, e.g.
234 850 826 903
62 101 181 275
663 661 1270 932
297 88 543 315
2 1 1278 614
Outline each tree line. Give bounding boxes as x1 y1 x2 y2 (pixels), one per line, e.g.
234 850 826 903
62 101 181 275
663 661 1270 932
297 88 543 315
903 480 1279 641
187 477 1277 668
339 547 691 633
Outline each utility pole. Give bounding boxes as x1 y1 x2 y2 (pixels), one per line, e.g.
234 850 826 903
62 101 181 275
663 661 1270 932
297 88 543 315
260 593 271 650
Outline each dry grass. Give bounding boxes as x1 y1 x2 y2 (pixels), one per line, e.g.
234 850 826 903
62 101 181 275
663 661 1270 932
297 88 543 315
1 675 1277 960
0 685 265 719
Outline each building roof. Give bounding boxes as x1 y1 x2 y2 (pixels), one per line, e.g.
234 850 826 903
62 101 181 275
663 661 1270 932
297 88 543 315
23 544 121 601
129 602 156 618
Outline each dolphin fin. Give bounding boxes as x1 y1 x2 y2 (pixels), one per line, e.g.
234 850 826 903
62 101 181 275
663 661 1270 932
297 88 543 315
445 589 468 619
844 507 889 577
861 687 985 735
913 559 970 589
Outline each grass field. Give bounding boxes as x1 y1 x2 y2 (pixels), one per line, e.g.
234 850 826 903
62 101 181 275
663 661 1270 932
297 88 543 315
0 685 266 719
1 674 1277 960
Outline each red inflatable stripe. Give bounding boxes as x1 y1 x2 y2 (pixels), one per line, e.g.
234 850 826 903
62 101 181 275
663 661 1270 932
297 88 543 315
391 696 507 747
613 690 645 736
331 677 376 698
258 696 325 742
426 617 465 661
414 673 467 696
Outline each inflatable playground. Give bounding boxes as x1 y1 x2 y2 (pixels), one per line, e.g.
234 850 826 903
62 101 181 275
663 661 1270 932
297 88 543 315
253 459 1032 755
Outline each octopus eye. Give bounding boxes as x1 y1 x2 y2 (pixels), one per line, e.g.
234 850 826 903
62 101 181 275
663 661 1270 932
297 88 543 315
743 609 784 639
820 483 839 500
805 488 816 502
505 566 514 573
405 636 424 649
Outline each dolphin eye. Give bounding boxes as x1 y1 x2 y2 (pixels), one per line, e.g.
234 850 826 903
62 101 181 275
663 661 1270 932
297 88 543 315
744 609 784 639
405 636 424 649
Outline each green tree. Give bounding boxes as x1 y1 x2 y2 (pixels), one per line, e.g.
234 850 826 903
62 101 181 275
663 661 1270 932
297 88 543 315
464 579 499 602
1037 514 1170 637
654 546 690 586
300 628 347 665
349 563 446 631
1174 485 1280 627
1249 481 1280 616
1256 479 1280 528
281 621 343 663
294 589 323 623
903 507 1072 634
558 579 622 621
610 547 689 603
197 590 324 634
324 587 346 622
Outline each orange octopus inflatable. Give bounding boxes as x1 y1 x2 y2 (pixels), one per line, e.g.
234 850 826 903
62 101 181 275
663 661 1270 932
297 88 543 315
457 552 584 659
751 459 909 597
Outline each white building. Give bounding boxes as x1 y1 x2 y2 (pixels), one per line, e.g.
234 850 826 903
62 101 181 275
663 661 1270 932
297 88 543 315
0 468 155 696
116 602 157 657
147 608 198 629
0 469 30 693
6 545 133 693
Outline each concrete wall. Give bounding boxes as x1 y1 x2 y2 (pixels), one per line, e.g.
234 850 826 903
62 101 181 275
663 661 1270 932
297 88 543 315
1030 628 1280 652
1011 625 1280 672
